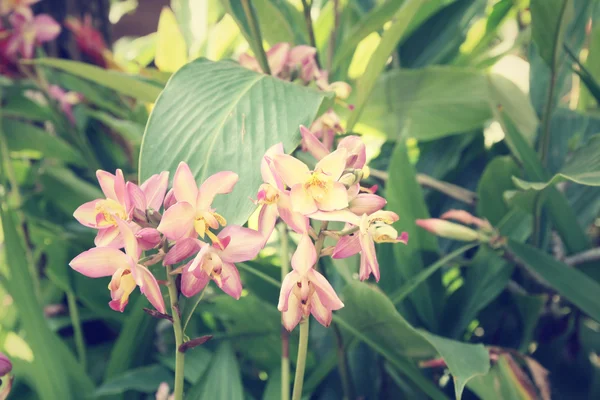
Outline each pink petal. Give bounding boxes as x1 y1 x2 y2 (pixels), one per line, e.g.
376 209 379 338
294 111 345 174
163 188 176 210
218 225 264 263
136 228 162 250
440 209 492 230
141 171 169 211
300 125 329 161
310 291 333 327
173 162 199 205
238 53 260 72
266 43 290 76
217 262 243 299
308 269 344 310
272 155 310 187
315 182 348 211
347 183 360 201
188 244 211 275
94 226 122 248
359 233 379 281
126 182 146 211
278 270 300 311
291 234 316 274
332 234 361 258
73 199 101 227
196 171 239 210
282 294 302 331
277 191 309 234
315 148 347 181
33 15 61 42
261 143 284 188
69 247 130 277
181 263 210 297
258 203 279 241
288 45 316 66
309 209 361 225
114 169 128 209
164 238 203 265
96 170 117 201
116 219 140 262
349 194 386 215
137 265 166 313
157 201 195 240
338 136 366 169
290 184 318 215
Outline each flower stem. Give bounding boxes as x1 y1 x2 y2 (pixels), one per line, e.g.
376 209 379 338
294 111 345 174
278 223 291 400
66 291 87 370
292 317 310 400
240 0 271 75
165 265 185 400
300 0 321 68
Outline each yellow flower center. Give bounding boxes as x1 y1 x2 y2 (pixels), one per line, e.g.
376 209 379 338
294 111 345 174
95 199 127 226
369 223 400 243
258 184 279 205
304 171 332 202
194 211 227 243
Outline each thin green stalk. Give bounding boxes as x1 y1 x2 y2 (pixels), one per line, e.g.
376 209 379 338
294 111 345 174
333 324 354 400
278 224 291 400
240 0 271 74
300 0 321 68
66 291 87 369
165 265 185 400
292 317 310 400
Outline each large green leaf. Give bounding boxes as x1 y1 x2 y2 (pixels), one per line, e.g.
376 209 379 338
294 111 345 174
335 282 490 400
514 135 600 190
346 0 425 131
139 59 330 226
530 0 573 68
30 58 163 103
360 68 537 141
467 355 536 400
187 342 244 400
507 240 600 323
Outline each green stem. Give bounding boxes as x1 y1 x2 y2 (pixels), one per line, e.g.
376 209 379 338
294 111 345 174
333 323 354 400
292 317 310 400
240 0 271 75
165 265 185 400
67 291 87 369
300 0 321 68
278 224 291 400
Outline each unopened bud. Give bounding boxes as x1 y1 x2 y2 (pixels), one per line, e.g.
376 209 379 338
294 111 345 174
146 209 162 226
440 209 493 232
136 228 162 250
339 172 357 187
178 335 213 353
416 219 482 242
328 81 352 100
0 352 12 376
132 208 148 225
163 188 176 210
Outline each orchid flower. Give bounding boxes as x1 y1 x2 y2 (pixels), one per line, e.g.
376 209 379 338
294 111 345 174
278 235 344 331
48 85 83 125
73 169 133 248
70 220 165 313
64 15 109 67
308 110 345 151
166 225 264 299
271 148 349 215
157 162 238 241
300 125 366 170
254 143 309 240
313 210 408 281
0 0 39 16
0 352 12 376
239 43 290 76
5 8 60 59
287 45 319 83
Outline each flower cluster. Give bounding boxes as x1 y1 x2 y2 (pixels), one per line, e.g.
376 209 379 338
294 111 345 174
239 43 352 153
257 127 408 330
0 0 60 74
69 163 263 313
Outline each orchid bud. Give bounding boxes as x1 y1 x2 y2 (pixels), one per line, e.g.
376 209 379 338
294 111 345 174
132 208 148 225
440 209 493 232
146 209 162 226
163 188 176 210
136 228 162 250
339 172 357 187
328 81 352 99
416 219 482 242
0 352 12 376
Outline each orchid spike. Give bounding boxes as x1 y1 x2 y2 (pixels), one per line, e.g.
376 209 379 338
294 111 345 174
5 8 60 59
157 162 237 241
271 148 349 215
415 218 481 242
278 235 344 331
174 225 264 299
73 169 133 248
69 220 165 313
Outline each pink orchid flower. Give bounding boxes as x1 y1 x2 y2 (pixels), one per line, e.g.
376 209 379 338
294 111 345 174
73 169 133 248
0 352 12 376
48 85 83 125
271 148 349 215
65 15 108 68
0 0 39 16
300 125 366 170
308 110 345 151
254 143 309 240
287 45 318 83
313 210 408 281
157 162 238 241
70 220 165 313
167 225 264 299
239 42 291 76
278 234 344 331
5 8 60 59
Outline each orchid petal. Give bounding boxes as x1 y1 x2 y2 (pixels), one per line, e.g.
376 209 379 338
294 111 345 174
116 219 140 262
266 43 290 76
69 247 130 277
96 170 118 201
238 53 260 72
136 228 162 251
163 188 176 209
218 262 243 299
290 184 318 215
272 155 310 187
315 182 348 211
138 265 166 313
109 269 136 312
300 125 329 160
113 169 129 210
173 162 199 205
308 269 344 310
332 234 361 258
218 225 264 263
278 270 300 311
261 143 284 188
359 233 379 281
310 292 333 327
282 294 302 331
309 209 361 225
33 15 61 42
164 238 203 265
181 263 210 297
196 171 239 210
338 136 366 169
277 191 309 234
288 45 316 65
73 199 101 227
291 234 316 274
349 194 386 215
258 203 279 241
141 171 169 211
188 244 211 274
157 201 195 240
126 182 146 211
315 148 347 180
94 226 123 248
